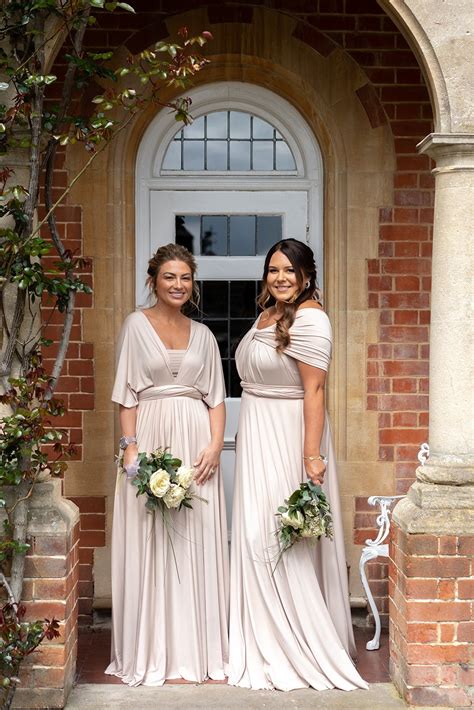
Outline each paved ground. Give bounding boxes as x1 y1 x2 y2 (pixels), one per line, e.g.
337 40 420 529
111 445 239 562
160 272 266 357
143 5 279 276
66 682 452 709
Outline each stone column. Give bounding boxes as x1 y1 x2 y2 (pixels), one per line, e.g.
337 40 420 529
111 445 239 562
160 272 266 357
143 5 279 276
390 134 474 708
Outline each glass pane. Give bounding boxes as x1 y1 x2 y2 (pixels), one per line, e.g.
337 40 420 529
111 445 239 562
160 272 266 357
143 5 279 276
222 362 230 397
275 141 296 170
229 141 251 170
175 215 200 254
201 281 228 318
206 141 227 170
252 116 273 139
230 281 257 318
230 319 254 357
229 215 255 256
257 216 282 255
183 116 205 138
252 141 274 170
229 111 251 138
162 140 181 170
230 360 242 397
207 111 227 138
201 216 227 255
183 140 205 170
203 319 228 358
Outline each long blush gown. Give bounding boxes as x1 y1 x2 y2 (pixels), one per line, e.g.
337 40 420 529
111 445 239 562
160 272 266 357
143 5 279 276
228 308 368 691
106 311 229 686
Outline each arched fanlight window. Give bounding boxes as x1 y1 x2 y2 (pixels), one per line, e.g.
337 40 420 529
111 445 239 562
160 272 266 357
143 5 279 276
162 110 296 171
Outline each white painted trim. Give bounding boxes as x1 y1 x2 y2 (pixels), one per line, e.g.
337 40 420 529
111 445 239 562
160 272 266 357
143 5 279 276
135 81 324 304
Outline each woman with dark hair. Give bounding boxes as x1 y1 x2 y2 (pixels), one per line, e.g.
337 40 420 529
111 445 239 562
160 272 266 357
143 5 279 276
106 243 229 686
228 238 368 692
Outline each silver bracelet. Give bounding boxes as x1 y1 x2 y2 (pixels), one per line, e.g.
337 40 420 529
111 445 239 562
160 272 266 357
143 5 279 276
119 435 137 450
303 454 327 463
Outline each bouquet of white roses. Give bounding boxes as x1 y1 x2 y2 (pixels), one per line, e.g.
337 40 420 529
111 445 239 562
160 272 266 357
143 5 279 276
275 480 333 558
123 448 204 513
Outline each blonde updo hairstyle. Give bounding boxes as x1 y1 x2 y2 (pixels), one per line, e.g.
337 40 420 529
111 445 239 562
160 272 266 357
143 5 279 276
146 243 200 311
257 238 321 352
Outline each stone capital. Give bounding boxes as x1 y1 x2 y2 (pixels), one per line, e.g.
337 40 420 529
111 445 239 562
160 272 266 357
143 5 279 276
417 132 474 173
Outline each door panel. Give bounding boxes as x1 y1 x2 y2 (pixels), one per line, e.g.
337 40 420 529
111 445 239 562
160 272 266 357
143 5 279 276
147 190 308 535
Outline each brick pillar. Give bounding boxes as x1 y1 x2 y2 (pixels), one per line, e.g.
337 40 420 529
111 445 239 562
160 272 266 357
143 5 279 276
10 480 80 709
389 135 474 707
390 529 473 707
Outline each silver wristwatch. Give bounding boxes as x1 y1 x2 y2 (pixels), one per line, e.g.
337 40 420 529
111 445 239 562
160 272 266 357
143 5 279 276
119 435 137 450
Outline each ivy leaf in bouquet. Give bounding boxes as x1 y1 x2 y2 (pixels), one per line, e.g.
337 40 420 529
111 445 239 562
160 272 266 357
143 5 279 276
273 480 333 571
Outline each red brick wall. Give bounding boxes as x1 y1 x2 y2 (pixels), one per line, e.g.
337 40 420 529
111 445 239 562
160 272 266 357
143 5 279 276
69 497 107 626
390 526 474 707
39 149 95 465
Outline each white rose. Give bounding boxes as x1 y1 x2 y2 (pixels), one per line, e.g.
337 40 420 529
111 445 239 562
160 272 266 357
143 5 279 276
280 509 304 530
176 465 195 489
149 469 170 498
163 484 186 509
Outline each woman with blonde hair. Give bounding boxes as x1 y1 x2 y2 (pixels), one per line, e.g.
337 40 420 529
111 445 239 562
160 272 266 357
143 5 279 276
228 238 368 692
106 243 229 686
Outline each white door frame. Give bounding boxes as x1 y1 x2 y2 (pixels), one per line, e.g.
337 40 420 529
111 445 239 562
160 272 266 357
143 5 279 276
135 82 324 305
135 83 325 533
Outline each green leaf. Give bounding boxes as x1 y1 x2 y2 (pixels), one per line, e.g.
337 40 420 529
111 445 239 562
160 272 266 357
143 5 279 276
117 2 135 11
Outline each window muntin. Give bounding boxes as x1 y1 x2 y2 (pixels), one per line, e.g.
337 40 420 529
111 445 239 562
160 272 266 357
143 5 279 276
162 111 297 172
192 280 260 397
176 214 282 256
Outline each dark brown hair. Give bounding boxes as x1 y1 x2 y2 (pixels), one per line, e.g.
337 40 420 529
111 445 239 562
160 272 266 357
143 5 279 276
146 243 200 310
257 238 320 351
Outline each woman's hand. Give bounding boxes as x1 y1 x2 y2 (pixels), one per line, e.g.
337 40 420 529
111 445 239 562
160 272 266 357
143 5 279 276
123 444 138 468
305 457 326 486
194 444 222 485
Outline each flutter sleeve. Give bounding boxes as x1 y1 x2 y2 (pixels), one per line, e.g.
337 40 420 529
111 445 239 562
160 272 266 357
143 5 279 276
284 308 333 371
202 329 226 408
111 314 140 408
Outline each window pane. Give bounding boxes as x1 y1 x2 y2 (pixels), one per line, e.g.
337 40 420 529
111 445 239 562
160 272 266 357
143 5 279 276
183 140 205 170
257 216 282 255
183 116 205 138
230 281 257 317
202 281 228 318
275 141 296 170
206 140 228 170
203 319 228 358
201 216 227 255
252 141 274 170
207 111 227 138
230 111 251 138
252 116 273 139
229 215 255 256
230 319 254 357
175 215 200 254
230 360 242 397
229 141 251 170
162 140 181 170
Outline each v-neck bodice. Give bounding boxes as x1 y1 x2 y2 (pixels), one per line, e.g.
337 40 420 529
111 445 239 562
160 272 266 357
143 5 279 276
112 311 226 409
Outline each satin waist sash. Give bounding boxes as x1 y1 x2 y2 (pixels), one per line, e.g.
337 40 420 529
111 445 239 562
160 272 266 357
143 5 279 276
241 381 304 399
138 385 203 402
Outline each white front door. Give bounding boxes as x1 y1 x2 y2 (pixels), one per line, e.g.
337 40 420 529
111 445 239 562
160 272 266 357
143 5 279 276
136 86 325 535
145 189 309 532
